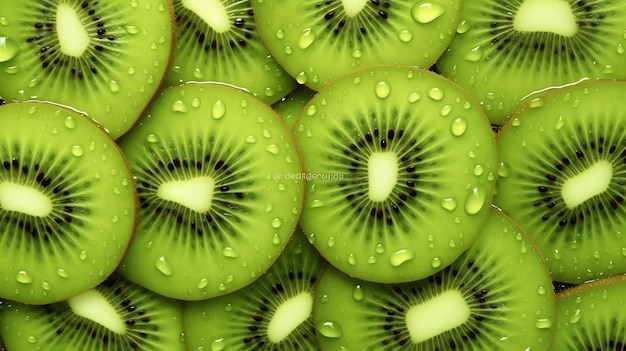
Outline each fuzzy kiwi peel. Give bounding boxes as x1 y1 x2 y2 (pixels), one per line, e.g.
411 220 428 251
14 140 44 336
117 82 305 301
294 64 498 283
494 79 626 284
0 101 137 305
0 0 176 139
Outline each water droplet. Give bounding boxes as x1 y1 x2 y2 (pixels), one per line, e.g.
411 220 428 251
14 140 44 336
245 135 257 144
450 117 468 136
27 336 37 344
464 46 483 62
109 80 120 93
306 105 317 116
317 321 344 338
464 186 486 215
397 29 414 42
537 286 546 295
79 250 88 261
568 309 582 324
154 256 173 276
271 218 282 229
262 129 272 139
272 233 281 245
440 197 457 211
212 100 226 119
146 134 159 143
310 199 325 208
222 247 239 258
275 29 285 39
376 243 385 253
410 2 447 23
16 271 33 284
535 318 553 329
529 98 544 109
41 281 51 291
0 17 8 26
327 237 336 247
352 284 364 301
439 104 453 117
298 28 316 49
64 116 76 129
197 278 209 289
431 257 442 268
408 92 422 103
71 145 85 157
352 49 362 58
171 100 189 113
617 44 624 54
375 80 391 99
348 254 357 266
218 283 226 291
498 162 511 178
211 338 226 351
284 46 293 54
473 164 484 176
0 36 19 62
4 65 18 74
456 20 470 34
265 144 280 155
389 249 415 267
427 87 444 101
296 71 308 84
56 268 69 278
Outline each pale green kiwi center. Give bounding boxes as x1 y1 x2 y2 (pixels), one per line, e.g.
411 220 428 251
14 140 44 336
68 289 126 334
405 290 471 343
267 292 313 343
56 3 90 57
182 0 231 33
0 182 52 217
513 0 578 37
368 152 398 202
157 176 215 213
341 0 369 17
561 160 612 209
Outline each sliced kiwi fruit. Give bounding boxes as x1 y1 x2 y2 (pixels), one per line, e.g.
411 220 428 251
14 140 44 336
117 82 305 301
494 79 626 284
0 0 175 139
293 65 498 283
271 85 317 129
183 227 325 350
552 274 626 349
0 101 137 305
312 207 556 350
166 0 297 105
252 0 463 91
436 0 626 125
0 272 185 351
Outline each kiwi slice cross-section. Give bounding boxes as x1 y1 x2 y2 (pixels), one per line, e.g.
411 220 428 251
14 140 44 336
436 0 626 125
117 82 305 301
252 0 463 91
294 65 498 283
494 79 626 284
183 228 326 350
0 273 185 351
0 101 137 305
0 0 175 139
313 207 556 350
166 0 297 104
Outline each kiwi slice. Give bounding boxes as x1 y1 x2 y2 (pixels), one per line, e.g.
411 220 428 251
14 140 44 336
0 273 185 351
436 0 626 125
494 79 626 284
293 65 498 283
271 85 317 129
0 0 175 139
166 0 297 105
312 207 556 350
0 101 137 305
552 274 626 349
183 227 325 350
252 0 463 91
117 82 305 301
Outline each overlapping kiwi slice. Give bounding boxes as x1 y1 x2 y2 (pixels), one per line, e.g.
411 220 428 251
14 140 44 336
313 207 556 350
0 0 175 139
0 273 185 351
294 65 498 283
0 101 137 305
117 82 305 301
252 0 463 90
553 274 626 349
436 0 626 125
183 228 325 350
166 0 297 104
494 79 626 284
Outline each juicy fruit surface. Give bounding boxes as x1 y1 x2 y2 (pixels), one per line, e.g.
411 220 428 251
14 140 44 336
313 207 556 350
295 65 498 283
252 0 463 90
437 0 626 124
0 0 175 139
494 80 626 283
0 101 137 304
117 82 304 300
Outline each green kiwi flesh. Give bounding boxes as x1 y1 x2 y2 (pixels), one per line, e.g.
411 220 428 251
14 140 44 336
294 65 498 283
252 0 463 90
271 85 317 129
0 0 175 139
0 273 185 351
553 274 626 350
0 101 137 305
117 82 305 301
312 207 556 350
436 0 626 125
167 0 297 105
494 79 626 284
183 228 325 350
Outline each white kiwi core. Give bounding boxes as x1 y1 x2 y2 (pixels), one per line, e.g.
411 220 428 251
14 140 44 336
405 289 471 343
0 182 52 217
56 3 90 57
182 0 231 33
157 176 215 213
69 289 126 334
341 0 369 17
561 160 612 209
513 0 578 37
368 152 398 202
267 292 313 343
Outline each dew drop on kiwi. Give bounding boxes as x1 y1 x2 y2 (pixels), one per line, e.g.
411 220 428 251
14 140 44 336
427 87 444 100
464 186 487 215
374 80 391 99
15 270 33 284
0 35 18 62
410 2 447 24
154 256 173 276
211 100 226 119
317 321 344 339
221 247 239 258
389 249 415 267
298 28 316 49
398 29 414 42
450 116 468 136
352 284 364 301
171 100 189 113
